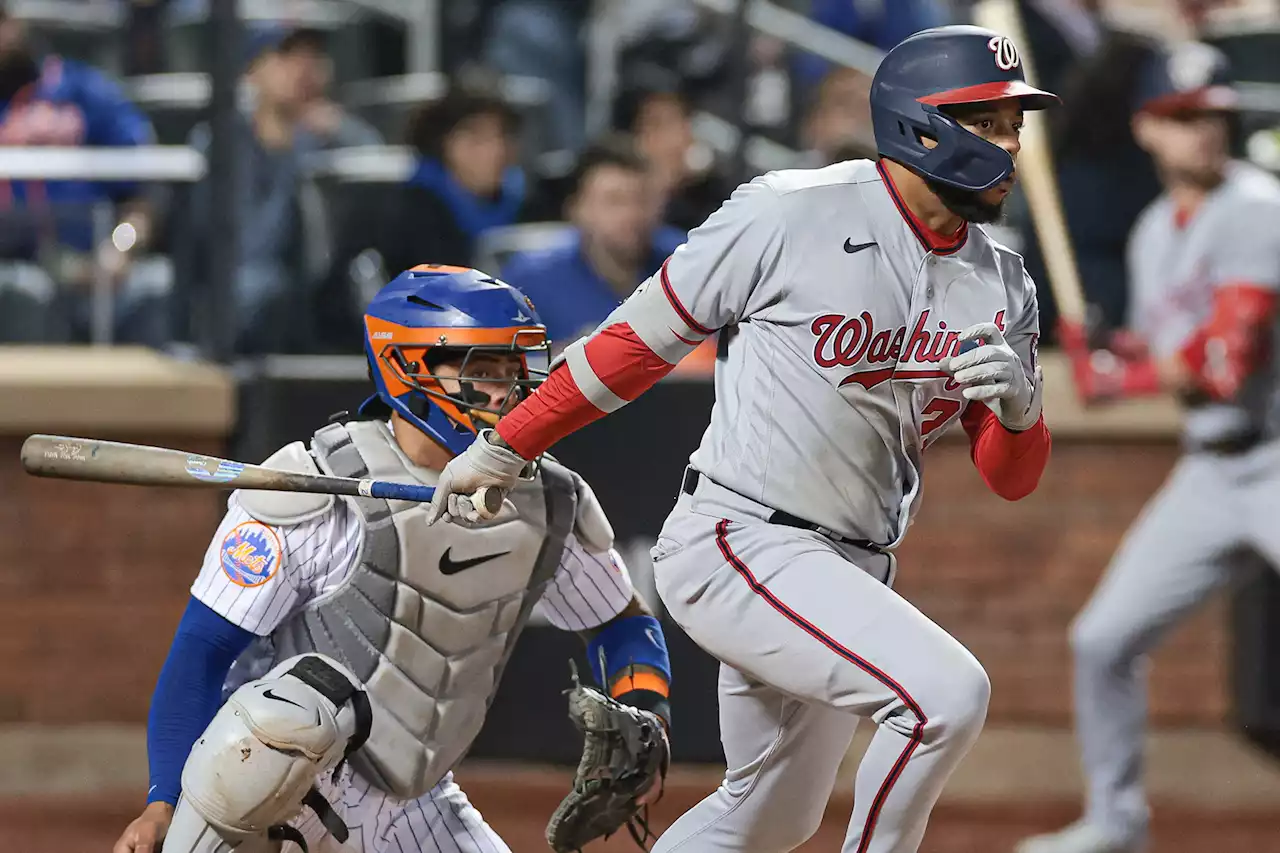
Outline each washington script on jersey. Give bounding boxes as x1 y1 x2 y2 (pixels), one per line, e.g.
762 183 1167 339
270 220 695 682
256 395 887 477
812 308 1016 389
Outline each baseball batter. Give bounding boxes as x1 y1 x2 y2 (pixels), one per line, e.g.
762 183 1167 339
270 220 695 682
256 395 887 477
428 25 1056 853
1017 42 1280 853
112 267 673 853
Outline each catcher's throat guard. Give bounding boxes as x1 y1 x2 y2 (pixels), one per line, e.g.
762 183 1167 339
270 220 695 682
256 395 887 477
546 662 671 853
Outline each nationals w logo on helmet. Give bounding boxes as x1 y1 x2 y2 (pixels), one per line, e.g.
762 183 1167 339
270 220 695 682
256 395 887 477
988 35 1021 71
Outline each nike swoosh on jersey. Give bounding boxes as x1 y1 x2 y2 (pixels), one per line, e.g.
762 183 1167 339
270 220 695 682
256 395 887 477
844 239 877 254
439 548 512 575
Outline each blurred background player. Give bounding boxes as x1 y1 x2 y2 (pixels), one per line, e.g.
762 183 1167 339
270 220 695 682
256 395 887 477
112 266 672 853
499 134 686 351
1018 41 1280 853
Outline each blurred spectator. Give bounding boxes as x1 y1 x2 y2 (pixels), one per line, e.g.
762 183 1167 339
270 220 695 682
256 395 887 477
1016 0 1106 104
124 0 171 76
379 82 528 274
179 26 351 353
992 3 1160 339
794 0 947 90
0 4 164 345
311 82 531 351
612 4 735 129
288 28 383 149
799 66 876 167
483 0 590 152
1039 28 1163 333
743 34 795 144
613 85 732 233
500 135 685 348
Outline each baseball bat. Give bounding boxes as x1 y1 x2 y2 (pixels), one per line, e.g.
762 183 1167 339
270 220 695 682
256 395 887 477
971 0 1088 325
20 434 503 515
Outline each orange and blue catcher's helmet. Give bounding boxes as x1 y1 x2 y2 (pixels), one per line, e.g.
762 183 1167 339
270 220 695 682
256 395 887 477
358 264 550 456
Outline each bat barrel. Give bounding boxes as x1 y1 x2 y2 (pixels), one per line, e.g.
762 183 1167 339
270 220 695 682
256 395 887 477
20 434 449 507
20 434 248 488
19 434 173 484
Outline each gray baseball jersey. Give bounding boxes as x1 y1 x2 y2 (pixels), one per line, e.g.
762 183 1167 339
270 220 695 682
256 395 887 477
1127 160 1280 445
646 158 1040 546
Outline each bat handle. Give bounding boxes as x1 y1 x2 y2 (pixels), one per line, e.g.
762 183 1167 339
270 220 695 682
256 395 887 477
366 481 437 503
363 480 503 516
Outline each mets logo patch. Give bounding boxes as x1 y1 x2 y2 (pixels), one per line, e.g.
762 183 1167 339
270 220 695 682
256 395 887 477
220 522 282 588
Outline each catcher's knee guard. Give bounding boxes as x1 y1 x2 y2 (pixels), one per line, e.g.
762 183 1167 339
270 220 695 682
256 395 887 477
163 654 373 853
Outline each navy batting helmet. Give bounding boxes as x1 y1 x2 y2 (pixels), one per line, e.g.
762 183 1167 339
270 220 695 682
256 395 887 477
871 25 1059 193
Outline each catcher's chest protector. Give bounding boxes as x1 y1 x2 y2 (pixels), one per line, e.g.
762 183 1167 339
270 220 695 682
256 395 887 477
272 420 577 799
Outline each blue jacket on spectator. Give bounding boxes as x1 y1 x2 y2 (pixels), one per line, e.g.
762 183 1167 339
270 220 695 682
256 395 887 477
795 0 946 88
0 56 152 253
500 225 687 346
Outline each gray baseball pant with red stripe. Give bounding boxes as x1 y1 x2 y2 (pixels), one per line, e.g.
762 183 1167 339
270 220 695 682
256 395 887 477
648 488 989 853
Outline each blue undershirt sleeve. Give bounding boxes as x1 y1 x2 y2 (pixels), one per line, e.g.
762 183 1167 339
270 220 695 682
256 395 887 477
145 596 255 805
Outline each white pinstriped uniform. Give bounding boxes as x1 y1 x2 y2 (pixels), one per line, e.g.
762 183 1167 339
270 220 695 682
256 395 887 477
191 488 635 852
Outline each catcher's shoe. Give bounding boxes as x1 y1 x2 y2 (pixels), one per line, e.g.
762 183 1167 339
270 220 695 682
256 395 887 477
1014 820 1145 853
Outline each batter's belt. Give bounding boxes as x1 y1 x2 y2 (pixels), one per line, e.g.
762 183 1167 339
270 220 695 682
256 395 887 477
680 467 888 554
1188 428 1264 456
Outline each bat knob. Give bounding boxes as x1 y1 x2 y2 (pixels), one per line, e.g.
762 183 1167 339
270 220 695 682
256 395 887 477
472 486 505 519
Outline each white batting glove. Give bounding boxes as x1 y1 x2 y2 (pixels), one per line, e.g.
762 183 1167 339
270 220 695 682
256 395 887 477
944 322 1044 431
425 430 529 526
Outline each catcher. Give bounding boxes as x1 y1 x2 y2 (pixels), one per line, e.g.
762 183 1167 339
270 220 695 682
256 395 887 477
112 265 671 853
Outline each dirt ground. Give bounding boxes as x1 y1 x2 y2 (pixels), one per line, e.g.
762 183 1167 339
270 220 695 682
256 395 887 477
5 764 1278 852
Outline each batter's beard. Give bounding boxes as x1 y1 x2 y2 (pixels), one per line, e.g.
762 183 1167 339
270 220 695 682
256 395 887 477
925 177 1007 224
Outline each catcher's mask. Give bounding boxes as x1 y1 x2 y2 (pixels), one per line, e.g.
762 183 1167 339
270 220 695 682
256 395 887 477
359 264 550 457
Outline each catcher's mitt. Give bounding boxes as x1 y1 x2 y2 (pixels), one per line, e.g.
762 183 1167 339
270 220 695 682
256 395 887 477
545 664 670 852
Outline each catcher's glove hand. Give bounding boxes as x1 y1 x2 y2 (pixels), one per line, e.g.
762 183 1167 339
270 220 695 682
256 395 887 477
545 664 670 853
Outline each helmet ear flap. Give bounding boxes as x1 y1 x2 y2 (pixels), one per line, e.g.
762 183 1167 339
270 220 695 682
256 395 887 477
894 108 1014 193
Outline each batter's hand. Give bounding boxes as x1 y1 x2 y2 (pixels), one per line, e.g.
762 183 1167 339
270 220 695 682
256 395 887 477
425 430 529 526
113 801 172 853
944 322 1043 431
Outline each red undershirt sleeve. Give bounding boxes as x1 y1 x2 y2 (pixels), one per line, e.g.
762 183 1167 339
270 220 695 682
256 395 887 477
960 402 1050 501
497 325 676 459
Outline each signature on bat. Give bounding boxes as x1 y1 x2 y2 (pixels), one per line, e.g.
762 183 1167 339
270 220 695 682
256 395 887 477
44 441 88 462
